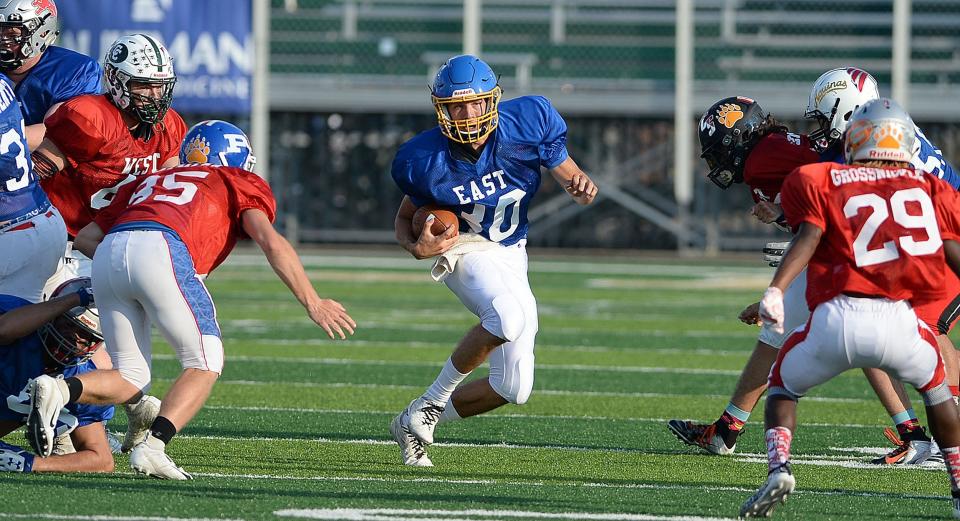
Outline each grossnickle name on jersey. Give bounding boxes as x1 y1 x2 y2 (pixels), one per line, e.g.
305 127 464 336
830 166 925 186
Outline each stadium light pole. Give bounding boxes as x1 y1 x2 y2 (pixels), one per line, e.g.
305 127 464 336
674 0 693 250
463 0 481 55
253 0 270 183
891 0 911 109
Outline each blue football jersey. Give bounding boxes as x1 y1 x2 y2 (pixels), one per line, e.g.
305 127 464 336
0 295 113 427
0 75 47 224
913 126 960 189
392 96 569 246
821 126 960 189
14 46 102 126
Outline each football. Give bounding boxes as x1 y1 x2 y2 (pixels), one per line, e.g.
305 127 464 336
411 205 459 237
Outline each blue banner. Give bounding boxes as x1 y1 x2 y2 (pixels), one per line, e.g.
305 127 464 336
58 0 252 114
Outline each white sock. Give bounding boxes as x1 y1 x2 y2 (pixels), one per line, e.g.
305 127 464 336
53 378 71 403
438 401 462 425
423 358 469 405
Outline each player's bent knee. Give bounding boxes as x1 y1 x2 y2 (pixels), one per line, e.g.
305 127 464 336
118 366 152 394
489 354 535 405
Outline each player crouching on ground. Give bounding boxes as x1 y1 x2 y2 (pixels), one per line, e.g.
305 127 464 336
740 99 960 518
0 278 114 473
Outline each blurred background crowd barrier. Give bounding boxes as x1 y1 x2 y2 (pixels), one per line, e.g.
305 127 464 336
63 0 960 252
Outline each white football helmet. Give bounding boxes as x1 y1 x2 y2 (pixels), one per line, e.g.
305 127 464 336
0 0 58 71
805 67 880 149
39 277 103 367
844 98 916 164
104 33 176 133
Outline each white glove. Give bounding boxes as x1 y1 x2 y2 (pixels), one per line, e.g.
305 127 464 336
763 241 791 267
759 287 785 334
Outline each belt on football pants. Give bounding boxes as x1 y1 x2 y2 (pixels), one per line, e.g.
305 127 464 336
1 210 54 232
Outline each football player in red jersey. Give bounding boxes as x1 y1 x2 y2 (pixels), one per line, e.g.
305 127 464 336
669 97 824 454
27 32 183 456
740 98 960 518
24 120 356 479
31 33 185 240
669 96 934 464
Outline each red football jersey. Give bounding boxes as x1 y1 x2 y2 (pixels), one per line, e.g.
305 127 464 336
743 132 821 203
40 94 187 235
94 164 277 275
781 162 960 310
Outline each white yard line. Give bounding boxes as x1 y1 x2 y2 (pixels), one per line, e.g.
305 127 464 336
274 508 735 521
200 404 891 428
153 354 742 376
175 379 870 404
0 515 243 521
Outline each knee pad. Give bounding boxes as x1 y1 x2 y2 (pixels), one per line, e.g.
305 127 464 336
118 365 152 394
489 351 535 405
922 382 953 406
484 294 526 342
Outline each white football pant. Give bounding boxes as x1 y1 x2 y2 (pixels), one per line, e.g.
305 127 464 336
0 208 66 303
769 295 943 399
444 240 537 404
92 230 223 392
758 269 808 348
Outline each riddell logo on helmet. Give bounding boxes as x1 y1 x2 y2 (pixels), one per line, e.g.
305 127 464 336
716 104 743 128
451 88 476 97
815 80 847 105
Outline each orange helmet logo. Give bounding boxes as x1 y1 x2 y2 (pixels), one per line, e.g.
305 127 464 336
874 123 904 149
717 104 744 129
183 136 210 164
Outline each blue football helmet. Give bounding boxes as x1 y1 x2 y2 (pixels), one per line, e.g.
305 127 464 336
179 120 256 172
431 55 501 144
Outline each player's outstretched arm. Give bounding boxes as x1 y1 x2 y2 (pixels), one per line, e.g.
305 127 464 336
241 209 356 340
74 222 105 259
394 195 457 259
0 292 86 344
549 157 598 205
30 138 68 180
31 422 114 473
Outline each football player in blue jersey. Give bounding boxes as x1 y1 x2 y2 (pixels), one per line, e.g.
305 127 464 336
0 0 101 150
0 277 114 473
388 54 597 466
0 1 160 458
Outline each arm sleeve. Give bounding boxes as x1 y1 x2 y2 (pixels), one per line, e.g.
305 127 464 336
931 177 960 241
390 155 431 207
160 110 188 164
232 170 278 224
533 96 569 169
43 100 105 163
780 167 827 232
54 61 103 102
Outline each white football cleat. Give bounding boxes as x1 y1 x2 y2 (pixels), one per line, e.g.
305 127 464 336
26 375 65 457
740 464 795 518
404 396 444 445
390 410 433 467
122 395 161 453
130 435 193 480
